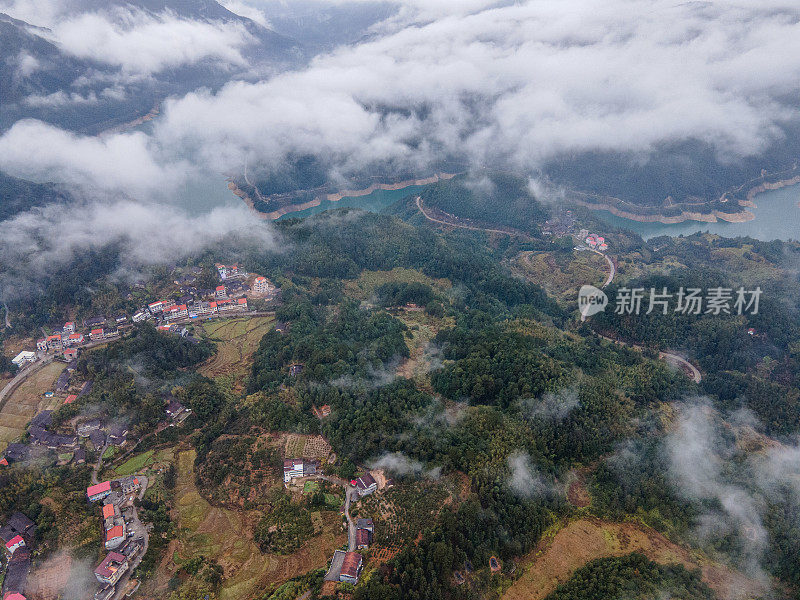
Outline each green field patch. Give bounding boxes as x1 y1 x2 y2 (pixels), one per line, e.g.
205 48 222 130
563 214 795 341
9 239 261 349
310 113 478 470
303 481 320 494
113 449 155 476
344 267 450 300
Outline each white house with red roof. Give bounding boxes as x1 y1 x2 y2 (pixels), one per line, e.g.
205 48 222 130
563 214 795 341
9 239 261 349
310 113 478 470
94 551 128 585
104 524 125 550
4 534 25 555
46 335 62 350
163 304 188 321
215 285 227 299
63 322 75 334
64 333 84 347
4 593 27 600
87 481 112 502
89 329 104 341
147 300 166 313
251 276 274 294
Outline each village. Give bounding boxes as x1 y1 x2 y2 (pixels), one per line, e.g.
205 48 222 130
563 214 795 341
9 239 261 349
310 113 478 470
9 264 278 375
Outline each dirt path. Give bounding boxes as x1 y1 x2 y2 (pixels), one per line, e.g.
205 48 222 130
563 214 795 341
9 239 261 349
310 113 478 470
503 518 766 600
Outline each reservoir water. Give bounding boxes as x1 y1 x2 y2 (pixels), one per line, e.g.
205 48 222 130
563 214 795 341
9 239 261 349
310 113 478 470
275 185 427 220
595 184 800 242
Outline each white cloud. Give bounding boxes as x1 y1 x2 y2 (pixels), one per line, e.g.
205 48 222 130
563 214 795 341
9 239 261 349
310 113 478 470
0 198 277 301
3 0 800 198
0 120 185 196
507 450 552 498
49 9 257 75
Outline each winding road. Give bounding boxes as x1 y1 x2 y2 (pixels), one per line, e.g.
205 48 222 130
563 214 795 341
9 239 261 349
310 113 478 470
599 334 702 383
415 196 531 238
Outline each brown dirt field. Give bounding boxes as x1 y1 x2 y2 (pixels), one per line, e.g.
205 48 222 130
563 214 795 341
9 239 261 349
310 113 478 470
502 518 767 600
26 552 75 600
514 250 608 303
160 449 345 600
0 361 63 450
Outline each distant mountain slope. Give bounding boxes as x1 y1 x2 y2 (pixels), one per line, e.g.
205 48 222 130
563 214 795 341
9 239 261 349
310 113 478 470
0 1 302 134
0 171 69 222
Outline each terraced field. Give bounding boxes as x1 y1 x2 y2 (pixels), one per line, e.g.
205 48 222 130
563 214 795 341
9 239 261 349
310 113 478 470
199 317 274 386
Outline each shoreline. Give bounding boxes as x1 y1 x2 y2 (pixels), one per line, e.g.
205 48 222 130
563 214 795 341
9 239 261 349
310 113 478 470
572 199 754 224
231 173 458 220
574 174 800 225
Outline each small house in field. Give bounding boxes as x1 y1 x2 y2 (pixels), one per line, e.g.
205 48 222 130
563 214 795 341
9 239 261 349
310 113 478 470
355 473 377 497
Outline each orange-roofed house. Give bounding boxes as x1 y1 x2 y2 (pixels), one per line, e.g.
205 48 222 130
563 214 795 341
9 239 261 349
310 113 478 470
89 328 104 341
105 524 125 549
87 481 112 502
236 297 248 310
4 593 27 600
64 394 77 405
66 333 84 346
215 285 227 299
102 504 116 519
46 334 62 350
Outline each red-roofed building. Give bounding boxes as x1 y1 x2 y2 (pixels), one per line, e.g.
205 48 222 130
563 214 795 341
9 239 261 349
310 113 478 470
156 324 172 332
89 329 104 341
87 481 112 502
355 528 371 549
65 333 84 346
102 504 116 520
63 348 78 360
64 394 77 405
237 297 248 309
251 276 274 294
148 300 166 313
0 458 8 467
5 535 25 555
46 335 62 350
339 552 363 583
105 524 125 549
94 551 128 585
4 593 27 600
63 322 75 334
215 285 227 299
163 304 188 321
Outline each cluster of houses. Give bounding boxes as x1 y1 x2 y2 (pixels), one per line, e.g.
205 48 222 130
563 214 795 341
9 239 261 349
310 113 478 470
87 478 144 600
584 232 609 252
9 265 278 371
0 512 35 599
1 406 127 468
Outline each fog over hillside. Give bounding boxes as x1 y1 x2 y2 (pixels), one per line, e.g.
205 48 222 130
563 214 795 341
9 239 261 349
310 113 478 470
1 0 800 266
